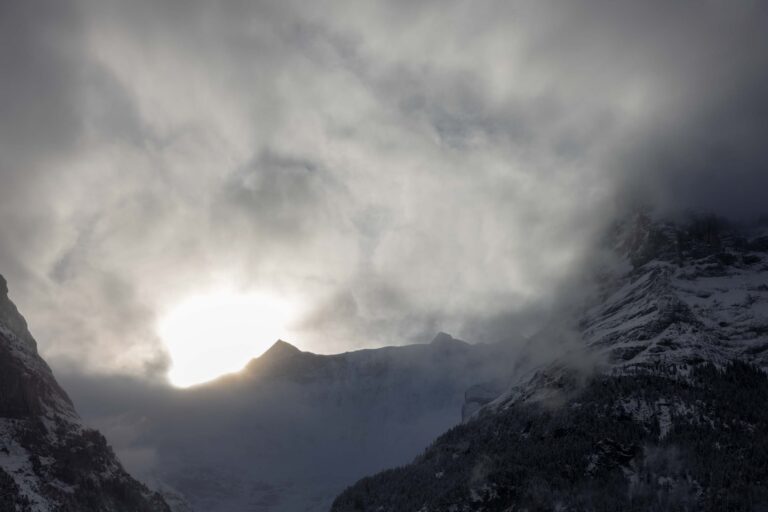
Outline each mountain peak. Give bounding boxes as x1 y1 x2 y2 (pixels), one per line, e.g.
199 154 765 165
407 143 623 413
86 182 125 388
261 339 301 360
238 340 307 374
0 274 7 295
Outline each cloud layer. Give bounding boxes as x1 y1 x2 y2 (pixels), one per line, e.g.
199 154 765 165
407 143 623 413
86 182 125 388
1 0 767 378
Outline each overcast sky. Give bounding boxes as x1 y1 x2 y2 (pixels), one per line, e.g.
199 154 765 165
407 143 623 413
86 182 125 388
2 0 767 381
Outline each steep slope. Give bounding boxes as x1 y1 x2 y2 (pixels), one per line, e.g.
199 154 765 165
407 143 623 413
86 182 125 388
66 333 525 512
0 275 170 512
332 214 768 511
581 213 768 372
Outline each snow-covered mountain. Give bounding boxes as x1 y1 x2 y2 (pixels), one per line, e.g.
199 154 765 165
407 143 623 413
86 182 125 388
583 213 768 371
0 274 170 511
332 214 768 511
70 331 526 511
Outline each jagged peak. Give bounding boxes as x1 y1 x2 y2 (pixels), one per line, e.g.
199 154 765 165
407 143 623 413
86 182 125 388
0 273 7 295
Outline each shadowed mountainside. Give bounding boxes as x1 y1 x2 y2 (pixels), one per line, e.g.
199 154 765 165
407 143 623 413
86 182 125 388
332 214 768 511
0 274 171 512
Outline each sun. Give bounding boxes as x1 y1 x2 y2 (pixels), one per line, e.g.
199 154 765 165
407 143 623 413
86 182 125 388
158 290 295 387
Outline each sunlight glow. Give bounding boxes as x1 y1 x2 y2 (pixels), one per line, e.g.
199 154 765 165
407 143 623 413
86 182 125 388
158 290 296 387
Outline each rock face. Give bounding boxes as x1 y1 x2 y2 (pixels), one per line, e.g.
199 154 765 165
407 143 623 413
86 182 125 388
331 214 768 511
580 213 768 372
0 274 170 512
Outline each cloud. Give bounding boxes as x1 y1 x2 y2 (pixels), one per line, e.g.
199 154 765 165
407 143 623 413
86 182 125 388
1 0 767 377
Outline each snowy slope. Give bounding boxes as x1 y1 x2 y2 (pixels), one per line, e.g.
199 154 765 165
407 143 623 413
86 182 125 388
487 214 768 410
582 215 768 372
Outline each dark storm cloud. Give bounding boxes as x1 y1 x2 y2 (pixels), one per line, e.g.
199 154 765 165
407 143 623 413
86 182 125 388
599 0 768 219
620 59 768 219
1 0 767 376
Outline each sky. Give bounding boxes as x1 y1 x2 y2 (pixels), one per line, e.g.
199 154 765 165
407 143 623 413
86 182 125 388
2 0 768 384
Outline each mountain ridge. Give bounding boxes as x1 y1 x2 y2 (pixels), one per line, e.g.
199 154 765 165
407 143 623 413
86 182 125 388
65 329 527 511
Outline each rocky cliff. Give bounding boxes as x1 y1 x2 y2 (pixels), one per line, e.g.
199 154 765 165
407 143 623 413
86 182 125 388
0 275 170 512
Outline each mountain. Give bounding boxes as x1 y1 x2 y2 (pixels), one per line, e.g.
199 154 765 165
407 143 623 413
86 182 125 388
65 332 527 512
331 214 768 511
0 274 171 512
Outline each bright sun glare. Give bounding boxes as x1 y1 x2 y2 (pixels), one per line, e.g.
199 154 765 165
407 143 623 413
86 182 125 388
158 291 295 388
